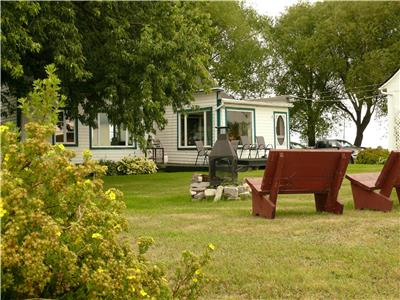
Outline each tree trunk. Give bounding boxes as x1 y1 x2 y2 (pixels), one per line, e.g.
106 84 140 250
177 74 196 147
353 108 372 147
354 127 364 147
307 121 316 147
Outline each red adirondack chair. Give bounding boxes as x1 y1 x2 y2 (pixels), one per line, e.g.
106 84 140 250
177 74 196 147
246 149 352 219
346 150 400 212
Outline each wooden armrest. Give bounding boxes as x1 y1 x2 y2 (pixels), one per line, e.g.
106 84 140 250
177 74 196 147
346 173 379 190
246 177 263 192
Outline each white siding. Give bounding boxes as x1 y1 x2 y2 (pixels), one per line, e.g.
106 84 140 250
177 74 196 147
1 112 16 124
1 97 17 124
155 93 290 164
381 70 400 150
221 103 290 158
154 91 218 164
69 122 144 163
7 90 291 164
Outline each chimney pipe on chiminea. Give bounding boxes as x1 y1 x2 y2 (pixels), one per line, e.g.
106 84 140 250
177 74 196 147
209 126 238 186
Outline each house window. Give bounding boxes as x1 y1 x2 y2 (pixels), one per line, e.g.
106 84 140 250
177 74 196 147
55 111 77 145
276 115 285 145
179 110 212 148
226 109 254 141
91 113 135 148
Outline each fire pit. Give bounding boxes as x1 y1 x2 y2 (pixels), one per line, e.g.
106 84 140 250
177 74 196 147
209 127 238 186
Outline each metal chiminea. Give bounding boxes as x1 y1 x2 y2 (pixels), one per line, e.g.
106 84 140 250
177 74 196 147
209 126 238 186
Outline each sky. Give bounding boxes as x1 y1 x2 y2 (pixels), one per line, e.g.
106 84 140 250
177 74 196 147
245 0 389 148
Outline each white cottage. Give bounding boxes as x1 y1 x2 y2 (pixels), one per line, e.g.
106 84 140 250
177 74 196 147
154 89 292 164
379 69 400 150
1 89 292 164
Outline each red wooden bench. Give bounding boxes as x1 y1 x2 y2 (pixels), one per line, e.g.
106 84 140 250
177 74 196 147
246 149 352 219
345 150 400 212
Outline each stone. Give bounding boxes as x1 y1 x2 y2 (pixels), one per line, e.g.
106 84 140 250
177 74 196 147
190 182 210 192
214 185 224 201
239 192 251 200
223 186 238 199
242 182 251 192
190 190 197 196
193 191 205 200
204 188 216 198
237 185 246 194
191 173 203 183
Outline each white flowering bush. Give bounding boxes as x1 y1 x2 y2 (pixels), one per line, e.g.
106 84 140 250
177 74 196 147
0 65 213 299
116 156 158 175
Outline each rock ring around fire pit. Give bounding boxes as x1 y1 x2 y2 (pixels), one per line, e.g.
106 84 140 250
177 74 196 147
190 174 251 201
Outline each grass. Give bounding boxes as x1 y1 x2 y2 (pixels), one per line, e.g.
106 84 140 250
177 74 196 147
104 165 400 299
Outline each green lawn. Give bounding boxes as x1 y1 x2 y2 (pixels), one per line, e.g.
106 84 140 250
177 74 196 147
104 165 400 299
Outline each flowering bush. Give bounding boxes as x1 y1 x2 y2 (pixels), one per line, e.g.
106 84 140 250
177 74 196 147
1 65 212 299
98 159 119 176
356 147 390 164
116 156 158 175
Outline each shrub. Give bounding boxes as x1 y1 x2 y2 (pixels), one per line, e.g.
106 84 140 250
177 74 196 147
356 147 390 164
116 156 157 175
98 159 119 176
1 65 212 299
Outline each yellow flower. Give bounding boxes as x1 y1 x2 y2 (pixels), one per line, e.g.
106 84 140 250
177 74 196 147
0 207 7 218
140 289 147 297
192 278 198 283
135 268 141 274
0 125 9 133
105 189 116 200
97 267 104 273
83 149 92 160
208 243 215 251
84 179 92 186
66 165 73 171
195 269 201 275
130 286 136 292
92 233 103 239
56 231 61 237
127 275 136 280
4 154 10 162
55 144 65 151
0 198 6 218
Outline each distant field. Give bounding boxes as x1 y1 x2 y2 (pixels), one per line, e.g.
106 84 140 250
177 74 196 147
104 164 400 299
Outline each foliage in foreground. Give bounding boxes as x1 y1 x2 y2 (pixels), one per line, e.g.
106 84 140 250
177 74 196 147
99 156 157 176
0 65 213 299
356 147 390 164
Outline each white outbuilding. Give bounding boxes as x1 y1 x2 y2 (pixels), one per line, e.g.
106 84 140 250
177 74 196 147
379 68 400 150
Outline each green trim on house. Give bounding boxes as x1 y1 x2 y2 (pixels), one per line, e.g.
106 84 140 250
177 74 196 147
273 111 289 149
89 113 137 150
89 127 137 150
177 106 213 150
216 91 221 128
224 106 256 143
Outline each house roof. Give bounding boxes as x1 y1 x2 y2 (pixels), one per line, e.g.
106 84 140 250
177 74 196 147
379 68 400 90
221 95 293 108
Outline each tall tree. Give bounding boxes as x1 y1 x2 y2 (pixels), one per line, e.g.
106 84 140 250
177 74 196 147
203 2 271 98
269 3 340 146
317 1 400 146
1 1 213 148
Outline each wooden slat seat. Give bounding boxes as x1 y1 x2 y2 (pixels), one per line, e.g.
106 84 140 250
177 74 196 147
346 151 400 211
246 149 352 219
